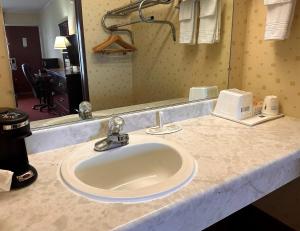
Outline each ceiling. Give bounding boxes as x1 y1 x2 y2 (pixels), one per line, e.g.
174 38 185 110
2 0 52 12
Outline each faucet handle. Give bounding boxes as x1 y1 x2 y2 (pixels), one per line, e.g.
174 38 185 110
78 101 93 120
108 116 125 134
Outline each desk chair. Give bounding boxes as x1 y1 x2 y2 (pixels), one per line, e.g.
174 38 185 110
21 64 51 111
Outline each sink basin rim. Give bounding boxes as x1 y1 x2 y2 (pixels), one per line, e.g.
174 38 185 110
60 135 196 203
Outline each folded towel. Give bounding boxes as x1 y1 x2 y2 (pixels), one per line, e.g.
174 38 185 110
198 0 222 44
179 0 198 44
179 0 193 21
200 0 218 17
0 169 13 192
264 0 296 40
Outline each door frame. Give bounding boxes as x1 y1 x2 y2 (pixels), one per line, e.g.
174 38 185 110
74 0 90 101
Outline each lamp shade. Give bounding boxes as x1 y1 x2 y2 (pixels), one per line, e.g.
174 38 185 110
54 36 67 49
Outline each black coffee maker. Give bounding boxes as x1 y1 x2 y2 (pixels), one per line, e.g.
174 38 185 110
0 108 38 189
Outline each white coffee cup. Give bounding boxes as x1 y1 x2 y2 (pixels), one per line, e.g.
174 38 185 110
262 96 279 116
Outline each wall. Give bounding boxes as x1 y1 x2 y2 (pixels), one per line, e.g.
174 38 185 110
0 6 15 108
81 0 134 111
132 0 233 104
67 0 76 35
39 0 75 66
230 0 300 117
3 12 40 26
230 1 300 229
228 0 248 90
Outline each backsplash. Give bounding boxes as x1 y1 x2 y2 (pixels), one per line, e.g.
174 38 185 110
0 6 15 108
26 99 216 154
230 0 300 117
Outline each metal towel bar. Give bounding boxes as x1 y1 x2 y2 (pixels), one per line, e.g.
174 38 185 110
102 0 176 43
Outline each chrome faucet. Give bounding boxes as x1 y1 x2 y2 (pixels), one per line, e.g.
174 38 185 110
94 116 129 152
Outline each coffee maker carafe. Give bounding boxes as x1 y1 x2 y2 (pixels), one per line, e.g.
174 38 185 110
0 108 37 189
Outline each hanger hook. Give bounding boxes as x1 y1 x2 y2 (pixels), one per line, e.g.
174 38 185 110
101 13 113 35
138 0 176 41
101 13 135 43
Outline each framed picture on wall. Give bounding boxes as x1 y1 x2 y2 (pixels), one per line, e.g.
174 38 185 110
59 20 69 36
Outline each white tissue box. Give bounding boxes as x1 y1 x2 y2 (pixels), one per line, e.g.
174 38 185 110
189 86 219 101
213 89 253 120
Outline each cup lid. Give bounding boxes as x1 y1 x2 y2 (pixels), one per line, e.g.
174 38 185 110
0 108 29 125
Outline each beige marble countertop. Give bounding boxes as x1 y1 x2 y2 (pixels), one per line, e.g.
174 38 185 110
1 116 300 231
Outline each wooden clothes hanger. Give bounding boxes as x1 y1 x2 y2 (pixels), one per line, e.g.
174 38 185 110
93 35 136 54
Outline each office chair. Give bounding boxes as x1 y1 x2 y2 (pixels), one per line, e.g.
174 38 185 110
21 64 51 111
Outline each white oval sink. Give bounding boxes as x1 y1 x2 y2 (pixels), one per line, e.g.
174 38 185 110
59 135 196 203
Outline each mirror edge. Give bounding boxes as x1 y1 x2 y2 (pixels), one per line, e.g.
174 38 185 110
74 0 89 101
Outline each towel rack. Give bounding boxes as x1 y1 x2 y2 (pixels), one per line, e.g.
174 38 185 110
175 0 182 9
101 0 176 43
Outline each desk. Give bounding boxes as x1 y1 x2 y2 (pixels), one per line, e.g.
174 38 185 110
45 68 83 115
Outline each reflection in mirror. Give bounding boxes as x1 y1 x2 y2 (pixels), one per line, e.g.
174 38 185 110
0 0 233 129
83 0 233 114
0 0 86 128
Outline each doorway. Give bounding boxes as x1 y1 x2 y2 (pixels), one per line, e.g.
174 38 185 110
5 25 57 121
5 26 42 96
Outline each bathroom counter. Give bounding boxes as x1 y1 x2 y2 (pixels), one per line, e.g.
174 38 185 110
1 116 300 231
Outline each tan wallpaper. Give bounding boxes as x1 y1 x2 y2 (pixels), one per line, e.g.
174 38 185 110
81 0 134 111
228 0 248 90
230 0 300 117
132 0 233 104
0 6 15 108
82 0 233 110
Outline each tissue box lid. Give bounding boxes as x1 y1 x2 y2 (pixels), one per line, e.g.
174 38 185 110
223 89 252 97
189 86 218 101
214 89 253 120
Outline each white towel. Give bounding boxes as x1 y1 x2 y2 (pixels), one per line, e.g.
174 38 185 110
0 169 13 192
200 0 218 17
179 0 198 44
198 0 222 44
264 0 296 40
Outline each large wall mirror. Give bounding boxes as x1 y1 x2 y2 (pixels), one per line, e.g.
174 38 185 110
0 0 234 129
